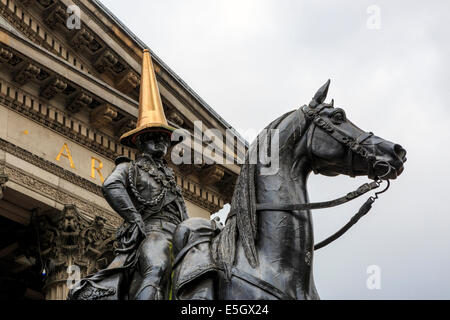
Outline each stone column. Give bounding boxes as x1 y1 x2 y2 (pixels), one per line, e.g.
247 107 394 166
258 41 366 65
35 205 116 300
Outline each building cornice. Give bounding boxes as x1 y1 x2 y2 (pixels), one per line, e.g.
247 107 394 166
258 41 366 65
81 0 248 148
0 2 239 213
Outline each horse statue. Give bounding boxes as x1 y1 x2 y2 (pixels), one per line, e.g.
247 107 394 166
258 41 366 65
171 79 407 300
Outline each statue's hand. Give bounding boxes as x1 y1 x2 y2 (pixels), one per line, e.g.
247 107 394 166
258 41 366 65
132 216 146 236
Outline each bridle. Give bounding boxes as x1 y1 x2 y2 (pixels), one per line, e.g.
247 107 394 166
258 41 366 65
255 104 392 250
304 103 378 178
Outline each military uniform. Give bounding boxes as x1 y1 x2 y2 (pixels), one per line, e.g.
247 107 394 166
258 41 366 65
104 153 188 299
67 154 187 300
67 49 187 300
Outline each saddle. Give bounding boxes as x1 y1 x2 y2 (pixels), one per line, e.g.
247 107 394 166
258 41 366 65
172 217 222 300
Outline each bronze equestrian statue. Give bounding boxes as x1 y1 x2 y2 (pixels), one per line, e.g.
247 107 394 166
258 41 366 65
68 47 407 299
171 80 406 300
68 50 187 300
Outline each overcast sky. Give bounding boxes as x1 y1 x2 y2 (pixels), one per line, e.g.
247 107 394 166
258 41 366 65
100 0 450 299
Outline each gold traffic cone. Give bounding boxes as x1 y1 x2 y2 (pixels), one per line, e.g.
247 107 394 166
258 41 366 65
120 49 177 148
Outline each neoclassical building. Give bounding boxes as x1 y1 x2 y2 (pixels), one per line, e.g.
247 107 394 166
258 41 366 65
0 0 245 300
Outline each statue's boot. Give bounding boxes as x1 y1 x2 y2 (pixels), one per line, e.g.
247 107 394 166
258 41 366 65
129 270 168 300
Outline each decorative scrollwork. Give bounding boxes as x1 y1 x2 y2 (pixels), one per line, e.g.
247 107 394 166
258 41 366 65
71 283 116 300
35 205 117 287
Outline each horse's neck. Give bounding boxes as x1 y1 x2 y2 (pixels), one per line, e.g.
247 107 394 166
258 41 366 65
254 153 314 261
256 171 309 205
230 111 317 298
255 145 311 206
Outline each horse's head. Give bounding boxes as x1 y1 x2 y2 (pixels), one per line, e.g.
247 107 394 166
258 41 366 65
304 80 406 180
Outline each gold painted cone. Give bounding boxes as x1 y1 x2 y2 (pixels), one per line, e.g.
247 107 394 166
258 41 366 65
120 49 177 148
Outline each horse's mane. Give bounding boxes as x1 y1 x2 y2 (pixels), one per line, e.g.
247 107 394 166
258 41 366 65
213 109 300 278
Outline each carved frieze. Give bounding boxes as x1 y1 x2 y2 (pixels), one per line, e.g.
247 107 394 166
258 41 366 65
0 45 23 67
0 48 13 63
3 165 123 226
13 62 41 85
66 91 93 114
116 70 140 94
71 28 101 53
0 94 230 214
115 118 136 138
90 104 118 129
0 138 104 197
168 110 184 127
43 3 68 29
0 14 236 215
71 28 94 50
6 0 141 101
40 77 68 100
177 163 202 177
0 94 118 161
200 165 225 186
93 49 119 74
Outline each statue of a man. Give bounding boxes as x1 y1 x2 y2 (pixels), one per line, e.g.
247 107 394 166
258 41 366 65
101 130 187 299
68 49 187 300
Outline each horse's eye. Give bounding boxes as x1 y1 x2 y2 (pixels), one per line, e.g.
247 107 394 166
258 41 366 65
331 111 345 124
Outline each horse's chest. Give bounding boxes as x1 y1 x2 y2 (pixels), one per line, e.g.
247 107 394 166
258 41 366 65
255 213 314 294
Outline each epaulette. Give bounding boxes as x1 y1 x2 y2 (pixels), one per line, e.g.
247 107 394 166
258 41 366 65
115 156 132 166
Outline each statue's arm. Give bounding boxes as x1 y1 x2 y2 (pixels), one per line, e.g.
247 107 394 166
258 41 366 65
102 162 144 232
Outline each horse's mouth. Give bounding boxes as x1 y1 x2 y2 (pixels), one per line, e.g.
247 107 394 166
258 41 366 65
371 144 406 180
373 161 404 180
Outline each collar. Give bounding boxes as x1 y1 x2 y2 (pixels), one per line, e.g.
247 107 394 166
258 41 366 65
138 152 166 165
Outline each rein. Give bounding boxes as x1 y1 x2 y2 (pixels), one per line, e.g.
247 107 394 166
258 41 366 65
253 104 392 250
254 178 390 250
314 178 390 250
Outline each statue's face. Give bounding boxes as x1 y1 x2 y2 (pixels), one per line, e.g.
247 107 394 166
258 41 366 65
138 132 171 158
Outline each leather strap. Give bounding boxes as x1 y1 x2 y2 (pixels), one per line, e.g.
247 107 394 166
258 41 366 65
253 181 379 212
314 197 375 250
250 181 380 251
173 238 211 268
231 267 295 300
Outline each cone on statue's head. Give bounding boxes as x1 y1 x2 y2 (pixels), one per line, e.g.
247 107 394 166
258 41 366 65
120 49 178 149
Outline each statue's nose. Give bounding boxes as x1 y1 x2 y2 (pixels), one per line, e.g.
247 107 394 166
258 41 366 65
394 144 407 163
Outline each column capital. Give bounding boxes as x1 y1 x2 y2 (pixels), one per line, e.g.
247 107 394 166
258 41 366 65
35 205 116 299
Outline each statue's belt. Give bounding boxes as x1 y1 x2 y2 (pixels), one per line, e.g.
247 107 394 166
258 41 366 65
227 180 387 250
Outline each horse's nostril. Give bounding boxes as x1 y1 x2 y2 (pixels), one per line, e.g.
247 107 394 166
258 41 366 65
394 144 407 162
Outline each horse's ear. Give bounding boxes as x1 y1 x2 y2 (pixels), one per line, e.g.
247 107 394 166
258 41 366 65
309 79 331 108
